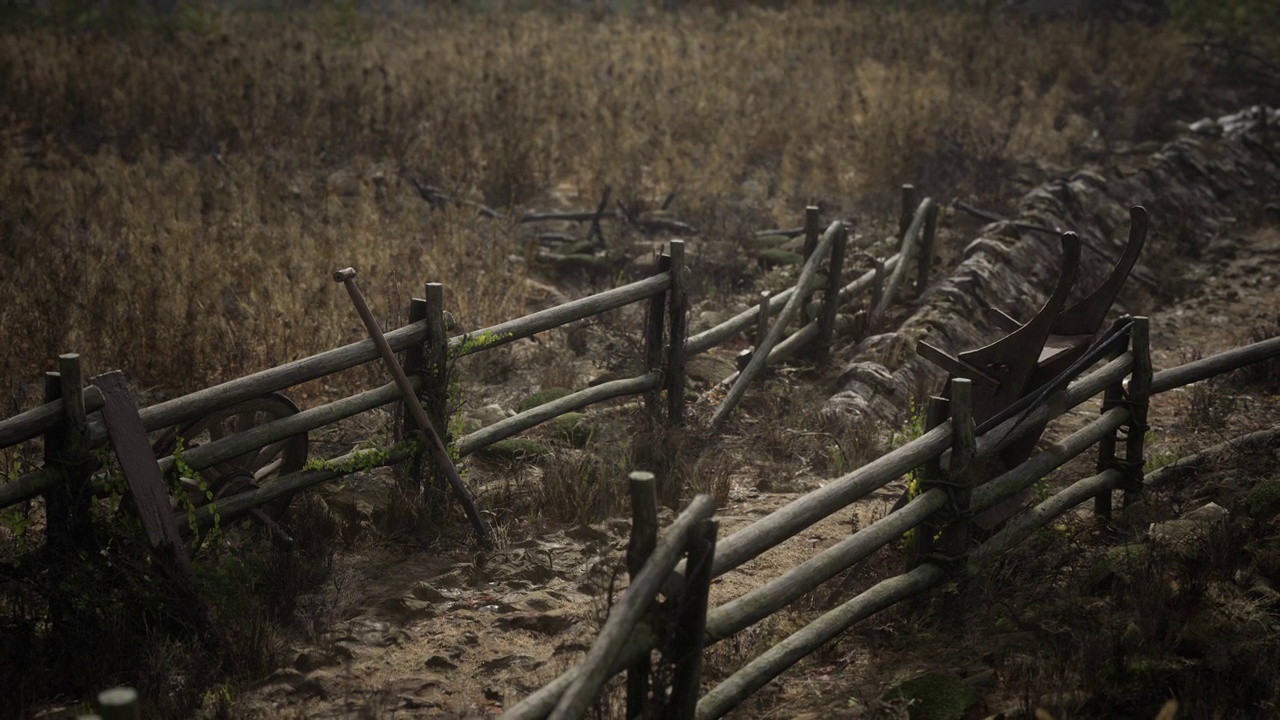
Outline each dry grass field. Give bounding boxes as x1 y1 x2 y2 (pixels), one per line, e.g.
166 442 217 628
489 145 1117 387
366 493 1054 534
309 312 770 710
0 2 1205 402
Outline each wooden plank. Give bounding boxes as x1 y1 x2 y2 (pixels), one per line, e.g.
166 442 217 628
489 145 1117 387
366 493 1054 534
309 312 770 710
94 372 194 579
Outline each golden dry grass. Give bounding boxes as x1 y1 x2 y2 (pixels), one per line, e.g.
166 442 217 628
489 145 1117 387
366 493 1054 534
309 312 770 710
1 4 1196 402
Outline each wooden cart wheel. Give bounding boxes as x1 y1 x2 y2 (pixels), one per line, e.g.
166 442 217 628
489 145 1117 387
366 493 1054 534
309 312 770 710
152 393 309 523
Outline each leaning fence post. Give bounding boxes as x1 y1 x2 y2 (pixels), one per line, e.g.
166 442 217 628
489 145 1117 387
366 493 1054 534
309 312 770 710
915 202 939 294
626 472 659 720
813 226 848 363
669 518 718 720
939 379 975 565
1095 325 1133 520
666 240 688 428
1122 317 1152 507
645 253 671 426
800 206 821 326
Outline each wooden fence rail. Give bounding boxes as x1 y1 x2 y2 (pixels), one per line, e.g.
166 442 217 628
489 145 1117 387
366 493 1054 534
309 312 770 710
503 327 1280 720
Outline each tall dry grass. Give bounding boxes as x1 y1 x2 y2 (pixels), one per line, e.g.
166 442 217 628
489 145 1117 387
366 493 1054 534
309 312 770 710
0 4 1197 402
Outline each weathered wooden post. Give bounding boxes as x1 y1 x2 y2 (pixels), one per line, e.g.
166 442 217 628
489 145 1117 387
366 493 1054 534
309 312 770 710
915 202 939 294
870 259 885 320
669 518 718 720
625 471 658 719
938 379 975 564
913 395 951 561
645 253 671 426
666 240 688 428
1094 324 1133 520
898 184 918 240
813 226 848 363
800 206 821 326
1122 317 1151 507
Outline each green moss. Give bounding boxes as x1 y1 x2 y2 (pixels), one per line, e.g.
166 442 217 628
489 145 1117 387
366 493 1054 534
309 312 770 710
476 438 551 461
551 413 593 448
520 387 573 413
882 673 979 720
756 248 804 268
1244 480 1280 519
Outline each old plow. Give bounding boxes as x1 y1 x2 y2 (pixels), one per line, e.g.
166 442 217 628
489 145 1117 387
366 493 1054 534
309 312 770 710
911 206 1149 529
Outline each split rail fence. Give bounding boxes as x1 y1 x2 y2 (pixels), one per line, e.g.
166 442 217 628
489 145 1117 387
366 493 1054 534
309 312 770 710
504 322 1280 719
0 193 935 552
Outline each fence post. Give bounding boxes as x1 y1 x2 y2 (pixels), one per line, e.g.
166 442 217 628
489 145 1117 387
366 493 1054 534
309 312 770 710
666 240 688 428
645 253 672 426
939 379 975 565
898 184 918 240
813 226 848 363
913 395 951 562
915 202 939 295
870 259 885 322
1122 317 1152 508
58 354 94 545
626 471 659 720
669 518 718 720
1094 325 1133 520
800 206 821 326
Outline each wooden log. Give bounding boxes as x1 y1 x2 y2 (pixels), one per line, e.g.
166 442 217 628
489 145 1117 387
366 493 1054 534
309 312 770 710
800 206 821 326
404 297 429 441
186 441 418 531
452 273 672 359
715 323 821 388
872 198 934 321
424 284 451 502
58 354 94 546
666 240 689 427
457 372 661 457
503 625 660 720
753 226 805 238
645 254 671 425
813 229 848 363
42 370 68 551
520 209 622 223
685 287 795 358
970 407 1128 514
898 184 918 240
670 519 718 720
914 396 950 561
1150 335 1280 393
549 495 716 720
915 202 939 293
755 291 771 348
158 379 414 476
1145 426 1280 490
626 472 659 720
0 385 104 451
970 469 1125 567
870 258 885 313
938 378 975 563
1094 329 1129 520
1123 317 1152 506
708 223 843 432
705 488 946 642
335 268 490 545
695 564 945 720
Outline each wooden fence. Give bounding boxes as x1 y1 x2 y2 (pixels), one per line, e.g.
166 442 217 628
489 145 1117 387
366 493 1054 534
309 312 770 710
503 322 1280 719
0 196 932 546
